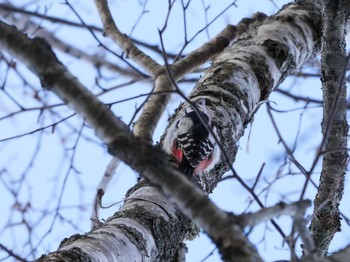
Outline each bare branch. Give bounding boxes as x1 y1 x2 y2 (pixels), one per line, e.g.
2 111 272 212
91 157 121 229
0 5 139 77
236 200 311 228
133 11 269 142
302 244 350 262
0 19 262 262
93 0 162 78
0 243 27 262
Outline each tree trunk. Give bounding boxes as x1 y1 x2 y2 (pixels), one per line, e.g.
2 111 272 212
309 0 349 257
36 184 192 261
2 0 349 261
162 1 322 192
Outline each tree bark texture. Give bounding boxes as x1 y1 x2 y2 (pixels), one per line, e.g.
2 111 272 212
162 2 322 192
36 185 192 262
3 1 344 261
309 0 349 257
0 19 263 262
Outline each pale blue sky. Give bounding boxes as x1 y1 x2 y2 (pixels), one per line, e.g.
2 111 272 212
1 1 349 261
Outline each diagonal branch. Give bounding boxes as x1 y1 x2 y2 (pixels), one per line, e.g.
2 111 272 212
0 19 263 262
93 0 162 78
236 200 311 228
0 5 139 77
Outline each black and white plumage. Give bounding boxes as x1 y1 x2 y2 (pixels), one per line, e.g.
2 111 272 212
176 111 214 175
163 108 218 177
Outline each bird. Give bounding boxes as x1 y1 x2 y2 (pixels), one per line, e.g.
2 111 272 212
163 108 218 177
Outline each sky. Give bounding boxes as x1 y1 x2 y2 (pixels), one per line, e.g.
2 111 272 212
0 0 349 261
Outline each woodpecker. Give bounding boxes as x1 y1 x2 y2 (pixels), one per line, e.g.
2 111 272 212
163 109 217 177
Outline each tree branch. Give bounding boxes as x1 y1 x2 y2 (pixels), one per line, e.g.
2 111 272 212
0 4 140 77
93 0 162 78
236 200 311 228
0 19 262 262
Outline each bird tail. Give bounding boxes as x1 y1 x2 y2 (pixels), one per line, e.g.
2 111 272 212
178 157 195 177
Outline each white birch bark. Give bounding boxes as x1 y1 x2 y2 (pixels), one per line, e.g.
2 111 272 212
0 18 261 262
5 1 350 261
162 2 322 192
37 186 190 261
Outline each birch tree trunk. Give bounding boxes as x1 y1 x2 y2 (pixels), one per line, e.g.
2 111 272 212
0 0 349 261
162 1 322 192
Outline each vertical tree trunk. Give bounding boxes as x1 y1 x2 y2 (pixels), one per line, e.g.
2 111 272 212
309 0 349 256
5 0 350 260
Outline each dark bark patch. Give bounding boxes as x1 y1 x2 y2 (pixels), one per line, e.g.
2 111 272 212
36 247 91 262
116 223 148 256
262 39 290 69
244 52 273 100
59 234 84 248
